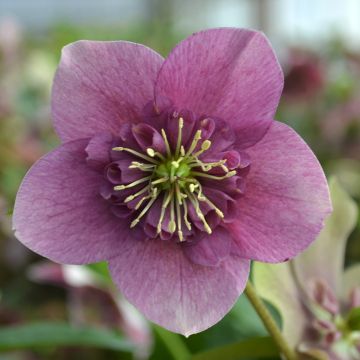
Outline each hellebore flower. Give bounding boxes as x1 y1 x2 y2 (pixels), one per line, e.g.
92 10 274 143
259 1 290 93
13 28 331 335
283 49 324 100
254 178 359 359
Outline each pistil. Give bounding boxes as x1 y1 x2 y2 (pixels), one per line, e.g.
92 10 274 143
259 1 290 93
112 117 238 241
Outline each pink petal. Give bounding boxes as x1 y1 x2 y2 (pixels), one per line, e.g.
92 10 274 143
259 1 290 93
155 28 283 148
183 227 232 267
293 178 357 296
108 239 249 335
52 41 164 142
13 139 128 264
85 132 114 170
228 121 331 262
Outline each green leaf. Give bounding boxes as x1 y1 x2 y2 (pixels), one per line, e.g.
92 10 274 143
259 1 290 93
0 322 134 352
86 262 112 283
152 324 191 360
191 336 278 360
347 307 360 330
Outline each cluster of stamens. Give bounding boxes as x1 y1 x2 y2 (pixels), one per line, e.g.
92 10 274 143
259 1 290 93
112 118 236 241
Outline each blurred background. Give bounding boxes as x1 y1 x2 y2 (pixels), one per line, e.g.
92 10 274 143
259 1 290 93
0 0 360 359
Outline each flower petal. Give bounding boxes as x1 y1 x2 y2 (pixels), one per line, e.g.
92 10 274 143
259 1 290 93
52 41 164 142
108 239 249 335
183 227 232 267
13 139 127 264
85 132 114 170
228 121 331 262
253 261 307 347
155 28 283 148
343 265 360 302
293 178 358 296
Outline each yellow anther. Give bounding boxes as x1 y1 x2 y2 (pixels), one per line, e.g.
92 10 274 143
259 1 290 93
175 117 184 157
189 183 198 193
130 189 159 228
168 220 176 233
171 160 180 169
191 170 236 181
201 140 211 151
147 148 155 157
114 176 151 191
180 145 185 156
157 189 173 234
185 130 202 158
112 147 158 164
161 129 172 157
124 186 150 203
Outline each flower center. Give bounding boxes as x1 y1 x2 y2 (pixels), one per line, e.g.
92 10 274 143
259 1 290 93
112 118 236 241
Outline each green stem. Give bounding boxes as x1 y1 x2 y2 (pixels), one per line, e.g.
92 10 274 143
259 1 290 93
244 281 297 360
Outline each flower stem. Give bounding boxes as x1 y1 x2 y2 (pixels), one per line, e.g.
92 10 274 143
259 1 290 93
244 281 297 360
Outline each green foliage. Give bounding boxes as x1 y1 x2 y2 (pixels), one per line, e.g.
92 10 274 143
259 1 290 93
192 337 278 360
347 307 360 331
0 322 134 352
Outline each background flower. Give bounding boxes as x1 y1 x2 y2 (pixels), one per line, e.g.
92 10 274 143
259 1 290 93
253 178 360 359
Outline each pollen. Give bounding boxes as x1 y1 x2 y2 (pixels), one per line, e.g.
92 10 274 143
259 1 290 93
112 117 237 242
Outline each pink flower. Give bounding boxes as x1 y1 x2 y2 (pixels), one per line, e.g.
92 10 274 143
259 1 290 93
13 28 331 335
283 49 324 100
254 178 359 359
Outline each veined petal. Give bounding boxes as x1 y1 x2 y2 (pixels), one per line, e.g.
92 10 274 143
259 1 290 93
253 261 308 347
13 139 127 264
109 239 249 335
52 41 164 142
342 264 360 302
183 227 232 267
228 121 331 262
293 178 358 296
155 28 283 148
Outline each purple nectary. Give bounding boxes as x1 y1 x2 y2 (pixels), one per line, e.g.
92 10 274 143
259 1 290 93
12 28 332 335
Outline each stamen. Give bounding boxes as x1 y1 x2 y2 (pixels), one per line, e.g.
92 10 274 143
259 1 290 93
185 130 202 157
112 147 159 164
175 117 184 158
130 189 159 228
161 129 172 158
147 148 166 161
182 198 192 231
193 140 211 157
114 176 151 191
197 192 224 218
186 190 212 234
151 177 169 185
175 185 184 241
191 170 236 181
171 157 184 169
129 162 155 172
168 195 176 233
157 189 173 234
134 187 158 210
124 186 150 203
188 158 227 172
180 145 185 156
